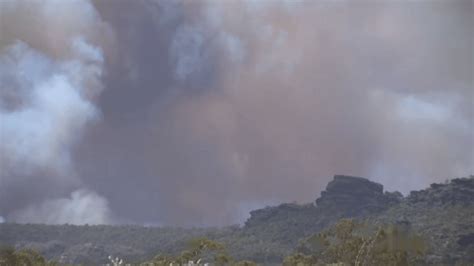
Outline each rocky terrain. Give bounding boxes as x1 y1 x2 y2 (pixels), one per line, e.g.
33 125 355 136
240 175 403 258
1 175 473 265
316 175 402 215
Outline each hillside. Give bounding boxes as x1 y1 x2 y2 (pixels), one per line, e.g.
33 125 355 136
1 175 473 265
370 176 474 265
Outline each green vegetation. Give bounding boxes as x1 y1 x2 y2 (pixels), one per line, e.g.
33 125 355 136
0 220 427 266
144 238 259 266
1 176 472 265
0 246 58 266
284 219 426 266
146 238 230 265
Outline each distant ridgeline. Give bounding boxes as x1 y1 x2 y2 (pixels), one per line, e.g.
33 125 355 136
1 175 473 265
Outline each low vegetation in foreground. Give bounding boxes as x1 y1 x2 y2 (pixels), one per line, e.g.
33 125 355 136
1 219 427 266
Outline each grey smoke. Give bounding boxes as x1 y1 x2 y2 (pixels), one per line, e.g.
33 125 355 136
170 24 207 82
1 0 472 226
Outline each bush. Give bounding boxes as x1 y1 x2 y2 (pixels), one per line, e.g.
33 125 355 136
0 246 58 266
285 219 426 266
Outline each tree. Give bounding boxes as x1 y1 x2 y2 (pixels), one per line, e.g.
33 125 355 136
0 246 58 266
147 238 236 266
285 219 426 266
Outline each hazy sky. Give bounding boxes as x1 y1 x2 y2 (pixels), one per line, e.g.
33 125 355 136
0 0 472 226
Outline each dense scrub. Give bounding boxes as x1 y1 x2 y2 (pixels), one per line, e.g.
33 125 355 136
0 220 427 266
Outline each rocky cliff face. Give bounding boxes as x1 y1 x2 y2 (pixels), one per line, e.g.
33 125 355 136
243 175 402 251
315 175 402 216
245 175 401 229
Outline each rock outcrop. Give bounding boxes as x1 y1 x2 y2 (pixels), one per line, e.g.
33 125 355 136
242 174 403 256
245 175 402 231
315 175 401 216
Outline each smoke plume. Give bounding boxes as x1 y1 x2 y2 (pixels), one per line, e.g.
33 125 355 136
0 0 112 224
1 0 472 226
8 189 112 225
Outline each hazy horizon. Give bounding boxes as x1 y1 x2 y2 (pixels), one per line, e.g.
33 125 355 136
0 0 472 227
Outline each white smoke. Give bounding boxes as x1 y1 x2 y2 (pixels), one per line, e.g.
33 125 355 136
0 0 113 224
9 189 112 225
0 40 100 176
1 0 471 226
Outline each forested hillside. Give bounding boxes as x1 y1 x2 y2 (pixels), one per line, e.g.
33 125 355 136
1 175 473 265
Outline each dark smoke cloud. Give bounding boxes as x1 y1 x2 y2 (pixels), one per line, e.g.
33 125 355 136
1 0 472 226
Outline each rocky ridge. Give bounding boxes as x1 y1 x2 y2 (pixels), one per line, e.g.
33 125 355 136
315 175 402 216
245 175 401 229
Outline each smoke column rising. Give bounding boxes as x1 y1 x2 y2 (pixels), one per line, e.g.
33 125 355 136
0 0 472 226
0 0 112 224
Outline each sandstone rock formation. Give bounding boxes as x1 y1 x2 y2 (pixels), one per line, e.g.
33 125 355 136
315 175 401 216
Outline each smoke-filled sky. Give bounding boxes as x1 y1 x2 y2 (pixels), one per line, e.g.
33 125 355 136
0 0 472 226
